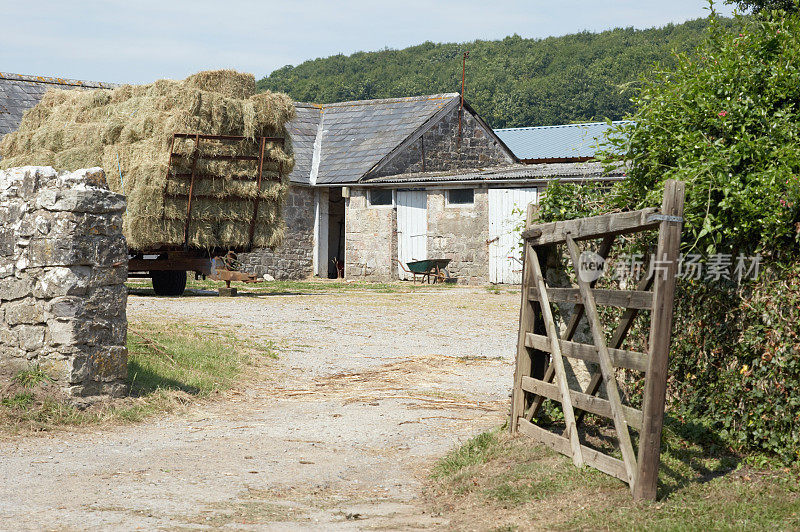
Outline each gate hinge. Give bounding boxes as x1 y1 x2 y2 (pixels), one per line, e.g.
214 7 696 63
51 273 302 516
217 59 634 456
647 214 683 223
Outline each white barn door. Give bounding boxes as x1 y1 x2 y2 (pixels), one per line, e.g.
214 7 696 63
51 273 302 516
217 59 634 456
488 187 539 284
397 190 427 280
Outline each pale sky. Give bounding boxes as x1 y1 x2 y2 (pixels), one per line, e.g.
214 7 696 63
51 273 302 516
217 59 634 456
1 0 737 85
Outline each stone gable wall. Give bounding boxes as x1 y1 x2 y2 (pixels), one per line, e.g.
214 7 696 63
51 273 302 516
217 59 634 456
239 185 315 280
0 166 128 397
342 105 510 284
370 106 512 178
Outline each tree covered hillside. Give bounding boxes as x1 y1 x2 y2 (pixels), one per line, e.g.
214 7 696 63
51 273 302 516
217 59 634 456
257 17 738 128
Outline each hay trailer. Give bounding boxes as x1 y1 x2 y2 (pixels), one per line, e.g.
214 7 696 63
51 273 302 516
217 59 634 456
127 251 257 296
126 133 284 296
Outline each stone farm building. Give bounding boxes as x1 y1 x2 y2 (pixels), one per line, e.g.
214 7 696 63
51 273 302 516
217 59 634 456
0 72 623 284
243 99 625 284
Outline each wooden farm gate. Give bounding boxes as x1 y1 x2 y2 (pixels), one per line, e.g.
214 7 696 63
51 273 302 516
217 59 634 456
510 180 685 501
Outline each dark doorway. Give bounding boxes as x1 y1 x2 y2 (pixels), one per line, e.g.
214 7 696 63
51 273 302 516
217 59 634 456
327 188 345 278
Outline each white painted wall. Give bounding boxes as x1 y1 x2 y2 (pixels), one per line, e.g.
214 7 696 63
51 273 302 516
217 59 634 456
313 188 329 277
488 187 539 284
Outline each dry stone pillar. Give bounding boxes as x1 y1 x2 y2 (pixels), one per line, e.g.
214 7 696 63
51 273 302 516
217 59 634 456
0 166 128 397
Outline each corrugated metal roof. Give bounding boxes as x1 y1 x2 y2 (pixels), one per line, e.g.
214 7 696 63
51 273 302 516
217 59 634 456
495 121 630 161
362 161 624 185
0 72 115 138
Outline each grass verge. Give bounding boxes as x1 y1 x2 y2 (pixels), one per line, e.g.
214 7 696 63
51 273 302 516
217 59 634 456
126 276 458 296
0 321 273 434
426 419 800 531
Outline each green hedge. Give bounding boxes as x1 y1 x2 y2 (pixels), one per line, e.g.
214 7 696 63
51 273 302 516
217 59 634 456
533 7 800 461
539 180 800 461
670 265 800 460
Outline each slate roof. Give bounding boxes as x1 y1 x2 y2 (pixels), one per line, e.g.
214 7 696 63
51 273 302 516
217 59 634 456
0 72 115 138
494 121 630 161
309 93 460 185
362 161 625 185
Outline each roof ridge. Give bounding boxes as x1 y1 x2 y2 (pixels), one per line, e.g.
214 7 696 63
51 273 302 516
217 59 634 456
496 121 631 132
314 93 459 109
293 102 323 109
0 72 117 89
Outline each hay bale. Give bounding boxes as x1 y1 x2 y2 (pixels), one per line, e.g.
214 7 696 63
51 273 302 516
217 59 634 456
0 70 295 251
185 70 256 99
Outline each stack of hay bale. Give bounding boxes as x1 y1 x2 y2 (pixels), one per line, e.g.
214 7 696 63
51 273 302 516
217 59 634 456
0 70 295 251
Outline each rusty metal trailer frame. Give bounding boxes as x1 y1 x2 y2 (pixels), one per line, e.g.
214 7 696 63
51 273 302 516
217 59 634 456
164 133 285 251
128 252 212 277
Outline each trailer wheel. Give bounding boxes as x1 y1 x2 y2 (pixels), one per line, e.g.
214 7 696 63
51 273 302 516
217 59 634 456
151 270 187 296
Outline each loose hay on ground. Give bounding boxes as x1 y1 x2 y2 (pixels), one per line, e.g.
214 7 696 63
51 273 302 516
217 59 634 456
0 70 295 250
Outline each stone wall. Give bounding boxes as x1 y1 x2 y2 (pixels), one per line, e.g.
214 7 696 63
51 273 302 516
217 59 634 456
344 187 491 284
344 189 397 282
240 185 315 280
0 166 128 397
370 106 512 178
427 188 489 284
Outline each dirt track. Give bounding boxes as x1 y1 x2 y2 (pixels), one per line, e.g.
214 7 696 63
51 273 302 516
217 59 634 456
0 286 519 530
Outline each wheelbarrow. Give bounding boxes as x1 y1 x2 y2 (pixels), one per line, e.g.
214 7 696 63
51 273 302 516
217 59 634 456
396 258 454 284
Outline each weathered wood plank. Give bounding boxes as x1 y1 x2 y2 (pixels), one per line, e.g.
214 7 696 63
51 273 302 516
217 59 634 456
511 239 538 433
525 236 615 422
511 203 543 433
566 235 638 489
529 287 653 310
517 418 628 482
521 376 642 430
563 235 615 341
634 179 685 501
525 333 648 373
522 207 660 244
575 272 655 428
529 246 584 467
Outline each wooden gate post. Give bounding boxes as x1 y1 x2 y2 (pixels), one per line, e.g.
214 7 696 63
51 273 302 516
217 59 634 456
633 179 685 501
511 203 539 432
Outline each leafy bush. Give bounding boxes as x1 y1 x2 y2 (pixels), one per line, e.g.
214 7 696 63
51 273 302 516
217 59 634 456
537 6 800 461
537 179 611 223
600 7 800 257
669 266 800 461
